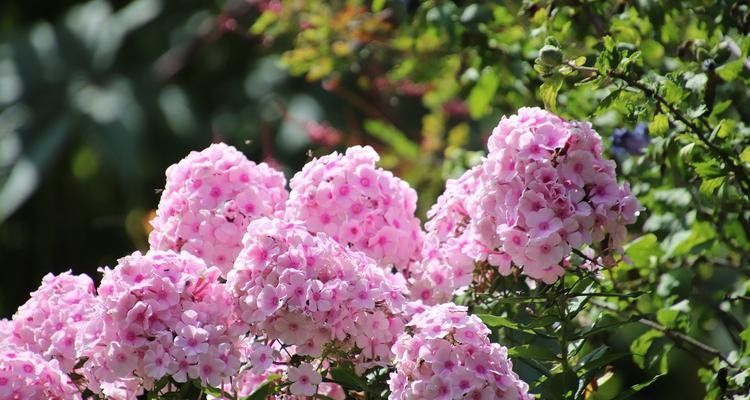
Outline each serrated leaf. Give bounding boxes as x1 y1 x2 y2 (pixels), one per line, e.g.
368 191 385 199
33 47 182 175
540 75 563 112
693 160 723 178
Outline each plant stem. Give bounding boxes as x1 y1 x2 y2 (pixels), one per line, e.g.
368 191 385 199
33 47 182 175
590 299 735 369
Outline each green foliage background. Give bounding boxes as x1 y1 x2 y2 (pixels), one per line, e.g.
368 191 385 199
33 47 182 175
1 0 750 398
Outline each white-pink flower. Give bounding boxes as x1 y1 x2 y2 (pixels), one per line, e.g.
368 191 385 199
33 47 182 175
288 363 322 397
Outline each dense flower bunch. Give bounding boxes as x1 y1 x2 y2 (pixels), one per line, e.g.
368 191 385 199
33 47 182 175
0 344 81 400
227 217 407 375
78 250 242 399
286 145 423 270
410 165 493 304
388 303 531 400
149 143 288 275
0 116 641 398
5 271 96 372
426 107 640 284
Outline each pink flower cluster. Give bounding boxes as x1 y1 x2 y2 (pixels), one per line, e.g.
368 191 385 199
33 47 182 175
149 143 288 275
5 271 96 373
410 165 488 304
425 107 639 284
1 127 640 397
286 145 422 270
0 344 81 400
78 250 242 399
389 303 531 400
227 217 406 372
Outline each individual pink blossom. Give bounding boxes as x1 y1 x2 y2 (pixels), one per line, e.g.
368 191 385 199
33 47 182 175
149 143 288 275
286 146 423 271
248 343 274 374
288 363 322 396
388 303 531 400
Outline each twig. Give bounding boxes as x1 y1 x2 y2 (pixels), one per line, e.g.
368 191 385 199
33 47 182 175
591 299 735 369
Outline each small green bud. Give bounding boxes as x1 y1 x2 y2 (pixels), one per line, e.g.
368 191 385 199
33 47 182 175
539 45 563 67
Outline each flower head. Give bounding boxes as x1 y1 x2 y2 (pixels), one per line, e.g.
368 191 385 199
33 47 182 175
150 143 287 275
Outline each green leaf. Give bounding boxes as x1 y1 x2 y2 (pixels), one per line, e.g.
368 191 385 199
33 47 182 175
508 344 558 361
468 67 500 118
372 0 386 12
740 147 750 163
693 160 723 178
700 176 725 196
540 75 563 112
656 300 690 328
610 374 665 400
244 374 281 400
630 329 663 369
477 314 537 334
363 120 420 159
741 326 750 356
716 59 744 81
664 221 716 258
648 113 669 136
625 234 663 269
679 143 696 161
329 366 368 391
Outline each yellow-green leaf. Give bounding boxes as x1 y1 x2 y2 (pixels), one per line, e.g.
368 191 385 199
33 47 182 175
649 114 669 136
540 75 563 112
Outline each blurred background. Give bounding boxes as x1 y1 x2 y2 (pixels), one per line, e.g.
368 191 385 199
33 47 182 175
2 0 748 398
